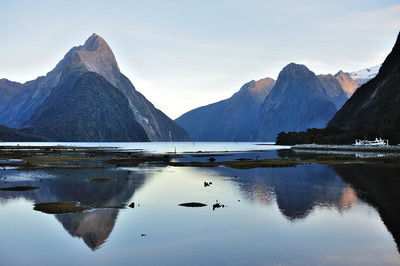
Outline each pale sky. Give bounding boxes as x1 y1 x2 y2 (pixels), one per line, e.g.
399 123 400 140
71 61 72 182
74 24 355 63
0 0 399 119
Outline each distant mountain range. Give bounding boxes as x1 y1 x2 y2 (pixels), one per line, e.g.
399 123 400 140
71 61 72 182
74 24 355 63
0 33 385 143
276 31 400 145
0 34 190 142
176 61 379 142
176 78 275 141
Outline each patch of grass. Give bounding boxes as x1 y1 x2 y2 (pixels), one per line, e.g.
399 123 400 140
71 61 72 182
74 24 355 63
88 177 113 183
179 202 207 207
220 159 300 169
33 201 92 214
106 155 171 166
33 201 125 214
0 186 40 191
25 156 99 165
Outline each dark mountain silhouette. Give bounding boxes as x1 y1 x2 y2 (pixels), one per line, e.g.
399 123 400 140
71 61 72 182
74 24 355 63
329 31 400 143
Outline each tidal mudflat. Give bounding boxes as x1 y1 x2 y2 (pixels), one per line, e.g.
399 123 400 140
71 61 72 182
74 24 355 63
0 143 399 265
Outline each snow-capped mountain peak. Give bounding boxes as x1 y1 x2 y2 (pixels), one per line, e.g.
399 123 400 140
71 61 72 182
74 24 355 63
349 64 382 86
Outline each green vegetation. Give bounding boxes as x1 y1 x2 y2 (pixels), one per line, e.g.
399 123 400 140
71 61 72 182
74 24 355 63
21 72 149 142
106 155 171 166
169 158 301 169
33 201 93 214
0 125 47 142
33 201 125 214
89 177 113 183
276 127 397 145
25 156 99 165
0 186 40 191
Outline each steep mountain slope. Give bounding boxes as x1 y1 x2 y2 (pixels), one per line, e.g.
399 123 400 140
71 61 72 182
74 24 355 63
175 78 275 141
334 70 358 97
53 34 190 141
317 74 348 109
0 33 190 141
255 63 338 141
329 32 400 142
0 125 47 142
21 72 149 142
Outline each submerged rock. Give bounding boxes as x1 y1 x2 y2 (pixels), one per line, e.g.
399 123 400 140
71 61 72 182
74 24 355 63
0 186 40 191
179 202 207 207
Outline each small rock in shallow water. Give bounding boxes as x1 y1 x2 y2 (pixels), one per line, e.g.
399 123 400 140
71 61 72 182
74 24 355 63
129 202 135 208
213 203 225 211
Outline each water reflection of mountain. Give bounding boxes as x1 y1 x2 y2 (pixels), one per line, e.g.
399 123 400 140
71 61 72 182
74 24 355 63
215 164 357 220
0 168 149 250
57 209 120 250
333 164 400 252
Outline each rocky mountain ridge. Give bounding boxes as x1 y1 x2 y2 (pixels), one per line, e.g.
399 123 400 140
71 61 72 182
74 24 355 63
0 34 190 141
255 63 340 141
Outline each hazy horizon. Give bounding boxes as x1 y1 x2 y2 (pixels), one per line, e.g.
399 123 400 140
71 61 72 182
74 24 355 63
1 0 399 119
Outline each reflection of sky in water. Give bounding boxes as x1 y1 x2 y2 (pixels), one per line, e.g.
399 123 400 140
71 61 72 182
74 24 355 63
0 142 286 154
1 171 56 182
0 164 399 265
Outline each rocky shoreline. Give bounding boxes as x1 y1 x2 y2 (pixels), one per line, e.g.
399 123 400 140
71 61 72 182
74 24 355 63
292 144 400 152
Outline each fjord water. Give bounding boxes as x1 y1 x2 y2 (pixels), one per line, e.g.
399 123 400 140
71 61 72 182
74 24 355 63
0 143 399 265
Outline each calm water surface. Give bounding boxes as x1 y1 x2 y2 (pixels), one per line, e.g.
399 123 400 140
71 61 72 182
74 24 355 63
0 143 399 265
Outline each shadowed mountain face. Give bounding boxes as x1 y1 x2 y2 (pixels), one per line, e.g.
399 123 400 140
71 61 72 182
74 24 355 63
21 72 149 142
329 31 400 143
0 124 48 141
255 63 339 141
0 33 190 141
175 78 275 141
317 74 348 109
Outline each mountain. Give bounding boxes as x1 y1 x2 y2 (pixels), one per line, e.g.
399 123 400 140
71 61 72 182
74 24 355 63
0 124 47 142
317 74 348 109
349 64 381 86
255 63 340 141
328 31 400 143
175 78 275 141
21 72 149 142
334 70 358 97
0 33 190 141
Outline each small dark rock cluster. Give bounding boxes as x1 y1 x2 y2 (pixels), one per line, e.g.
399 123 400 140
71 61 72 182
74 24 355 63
204 181 212 187
213 201 225 211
